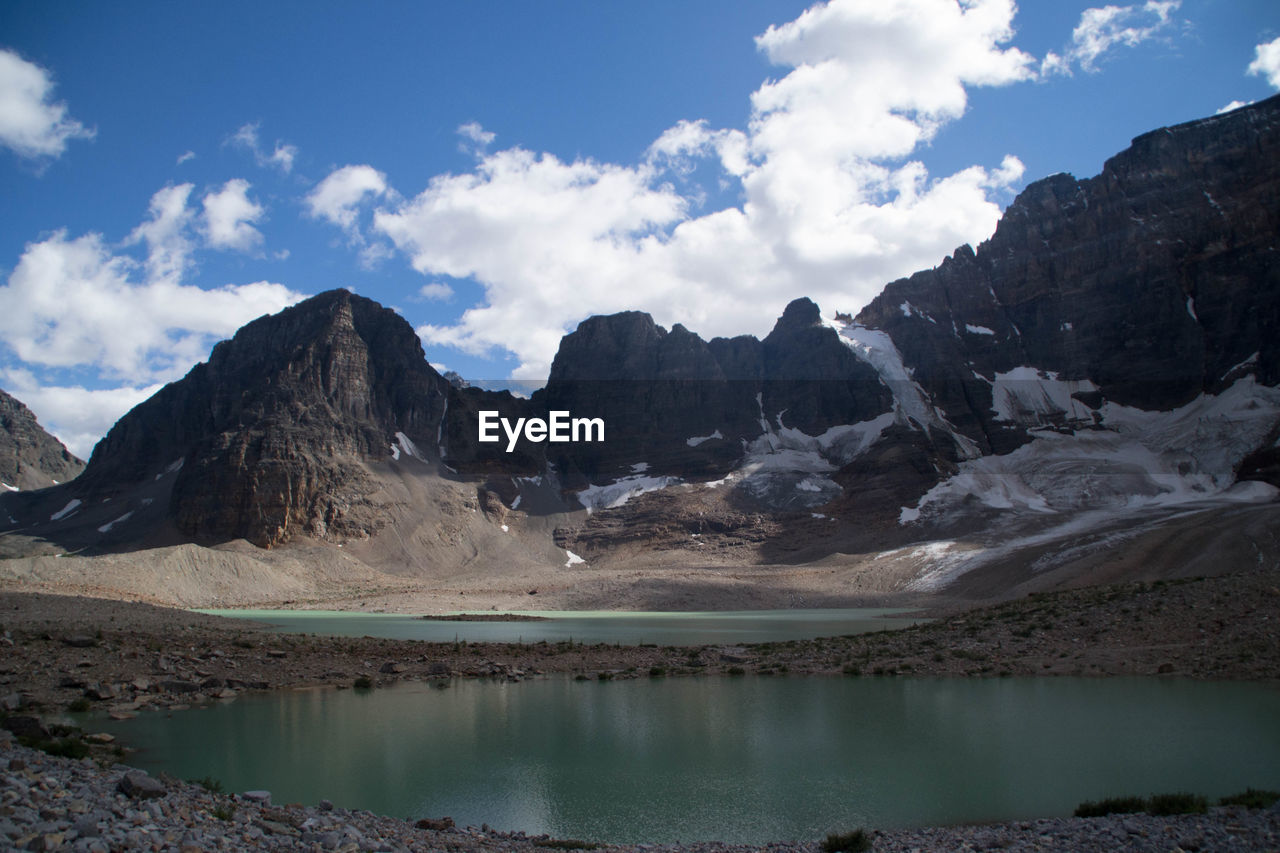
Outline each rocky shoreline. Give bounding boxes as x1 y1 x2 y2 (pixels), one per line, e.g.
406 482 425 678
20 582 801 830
2 564 1279 851
3 733 1279 852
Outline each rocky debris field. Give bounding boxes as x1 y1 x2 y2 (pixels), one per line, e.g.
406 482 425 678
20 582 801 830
3 733 1279 852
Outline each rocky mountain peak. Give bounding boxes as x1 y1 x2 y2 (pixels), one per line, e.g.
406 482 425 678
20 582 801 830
0 390 83 491
76 289 450 547
768 297 823 336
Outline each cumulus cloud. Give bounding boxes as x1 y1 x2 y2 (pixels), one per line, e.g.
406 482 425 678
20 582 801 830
1042 1 1180 76
377 0 1033 377
458 121 496 154
0 229 299 384
227 121 298 173
0 48 94 161
0 177 301 451
125 183 197 282
376 148 688 371
418 282 454 301
1248 36 1280 89
201 179 265 252
305 164 388 232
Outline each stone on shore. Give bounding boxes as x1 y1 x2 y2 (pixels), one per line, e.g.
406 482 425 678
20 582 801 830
117 770 166 799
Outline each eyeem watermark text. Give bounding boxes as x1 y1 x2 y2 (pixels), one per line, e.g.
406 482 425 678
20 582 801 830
478 411 604 452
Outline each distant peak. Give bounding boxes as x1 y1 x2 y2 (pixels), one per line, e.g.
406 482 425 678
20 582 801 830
769 297 822 336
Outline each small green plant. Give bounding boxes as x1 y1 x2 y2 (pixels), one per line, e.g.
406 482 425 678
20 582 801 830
1219 788 1280 809
821 829 871 852
353 676 374 690
20 735 90 760
725 666 746 676
1074 796 1147 817
190 776 225 794
648 666 666 677
211 802 235 821
67 697 92 713
1147 792 1208 816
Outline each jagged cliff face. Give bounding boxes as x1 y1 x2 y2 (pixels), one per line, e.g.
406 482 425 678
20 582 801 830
0 390 83 491
79 290 451 547
4 97 1278 577
855 98 1280 450
545 96 1280 556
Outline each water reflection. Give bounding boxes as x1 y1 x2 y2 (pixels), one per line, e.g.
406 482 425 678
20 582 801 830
102 676 1280 843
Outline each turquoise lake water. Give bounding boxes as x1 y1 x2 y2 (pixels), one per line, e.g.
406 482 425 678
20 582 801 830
198 607 927 645
97 675 1280 844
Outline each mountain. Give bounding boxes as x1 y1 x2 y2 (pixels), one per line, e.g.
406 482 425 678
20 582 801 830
0 390 83 491
74 289 452 548
2 96 1278 608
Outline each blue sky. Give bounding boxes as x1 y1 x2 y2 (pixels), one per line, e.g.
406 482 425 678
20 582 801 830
1 0 1278 458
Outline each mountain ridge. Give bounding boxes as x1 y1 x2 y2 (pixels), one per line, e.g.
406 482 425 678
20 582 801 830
2 95 1278 608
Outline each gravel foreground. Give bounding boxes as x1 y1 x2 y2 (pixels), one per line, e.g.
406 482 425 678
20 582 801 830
4 732 1280 852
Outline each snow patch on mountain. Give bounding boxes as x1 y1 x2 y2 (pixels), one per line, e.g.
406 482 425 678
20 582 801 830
395 432 428 463
98 511 134 534
576 474 681 513
50 499 81 521
987 367 1098 426
829 320 980 459
686 429 723 447
900 376 1280 525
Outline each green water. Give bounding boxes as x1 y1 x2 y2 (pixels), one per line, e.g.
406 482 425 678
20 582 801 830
198 607 926 645
99 676 1280 844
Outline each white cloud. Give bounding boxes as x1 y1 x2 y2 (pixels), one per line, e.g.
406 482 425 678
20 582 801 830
0 229 300 384
1247 36 1280 89
1 370 162 460
305 164 388 231
1217 99 1252 114
176 150 196 165
0 170 302 453
0 48 94 161
268 142 298 173
202 179 265 252
377 148 688 372
377 0 1032 377
125 183 196 282
1043 1 1180 76
418 282 454 301
227 121 298 173
458 121 496 155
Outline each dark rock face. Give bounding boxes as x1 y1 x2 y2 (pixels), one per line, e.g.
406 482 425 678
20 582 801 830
78 290 451 547
0 390 83 490
758 297 890 435
535 298 892 486
21 96 1280 563
539 312 753 484
855 95 1280 451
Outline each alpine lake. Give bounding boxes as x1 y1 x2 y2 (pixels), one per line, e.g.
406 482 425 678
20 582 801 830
88 609 1280 844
